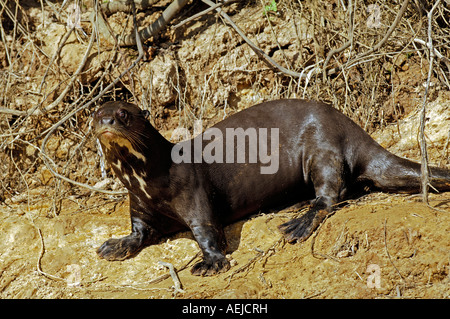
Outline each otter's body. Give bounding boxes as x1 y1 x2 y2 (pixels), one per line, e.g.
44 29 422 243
93 99 450 276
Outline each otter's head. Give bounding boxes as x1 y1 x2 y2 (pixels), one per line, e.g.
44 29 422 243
93 101 151 162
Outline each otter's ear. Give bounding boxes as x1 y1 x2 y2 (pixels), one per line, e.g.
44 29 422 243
142 110 150 120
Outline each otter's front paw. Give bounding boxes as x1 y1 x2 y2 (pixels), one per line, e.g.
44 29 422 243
190 256 230 276
97 236 143 261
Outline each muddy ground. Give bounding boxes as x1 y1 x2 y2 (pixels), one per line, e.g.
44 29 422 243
0 0 449 299
1 188 449 299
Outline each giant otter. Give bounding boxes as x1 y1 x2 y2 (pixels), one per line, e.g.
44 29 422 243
92 99 450 276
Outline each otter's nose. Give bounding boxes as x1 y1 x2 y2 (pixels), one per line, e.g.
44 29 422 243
101 117 115 125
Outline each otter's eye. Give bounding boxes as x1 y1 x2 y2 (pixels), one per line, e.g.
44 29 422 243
117 109 128 121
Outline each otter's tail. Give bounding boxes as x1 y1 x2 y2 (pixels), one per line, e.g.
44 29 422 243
368 153 450 194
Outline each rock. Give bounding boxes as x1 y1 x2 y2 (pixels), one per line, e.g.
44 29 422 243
139 54 177 106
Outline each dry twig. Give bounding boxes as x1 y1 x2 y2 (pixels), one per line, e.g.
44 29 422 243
172 0 238 29
419 0 441 204
158 261 185 295
383 218 405 282
101 0 159 15
41 29 96 114
35 226 65 282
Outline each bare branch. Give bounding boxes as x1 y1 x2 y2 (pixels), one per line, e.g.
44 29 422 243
173 0 238 30
101 0 160 15
419 0 441 204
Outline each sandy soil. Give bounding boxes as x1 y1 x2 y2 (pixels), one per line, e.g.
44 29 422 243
1 189 449 299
